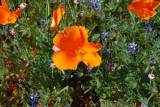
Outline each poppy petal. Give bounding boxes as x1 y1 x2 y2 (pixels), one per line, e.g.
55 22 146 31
150 10 157 17
13 9 22 17
50 6 65 29
50 18 56 29
52 51 81 70
53 26 85 51
149 1 160 10
56 6 65 23
0 7 10 25
82 52 101 68
127 1 144 14
1 0 10 11
78 26 88 39
53 32 63 49
83 42 101 52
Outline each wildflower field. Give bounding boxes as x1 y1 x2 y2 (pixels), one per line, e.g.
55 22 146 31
0 0 160 106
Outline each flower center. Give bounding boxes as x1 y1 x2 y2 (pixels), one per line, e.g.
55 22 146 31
8 13 17 22
75 48 87 58
139 8 152 18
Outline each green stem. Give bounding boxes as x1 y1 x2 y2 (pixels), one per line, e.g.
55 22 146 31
46 0 50 42
67 0 73 18
24 11 38 36
57 86 69 95
16 33 30 58
52 68 54 78
148 93 154 101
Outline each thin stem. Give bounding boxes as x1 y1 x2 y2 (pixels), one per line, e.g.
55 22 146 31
46 0 50 42
148 93 154 101
68 0 73 18
24 11 38 36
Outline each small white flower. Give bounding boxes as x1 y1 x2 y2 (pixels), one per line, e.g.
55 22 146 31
74 0 79 4
148 73 155 80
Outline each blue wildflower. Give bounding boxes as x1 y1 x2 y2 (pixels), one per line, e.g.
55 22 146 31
104 47 112 54
2 25 8 31
90 0 102 10
39 18 46 25
86 67 95 74
113 24 118 29
144 21 155 33
29 92 41 107
106 62 113 70
39 18 46 31
64 103 71 107
75 24 80 27
127 41 138 54
101 32 109 41
142 103 148 107
82 0 86 4
150 56 156 65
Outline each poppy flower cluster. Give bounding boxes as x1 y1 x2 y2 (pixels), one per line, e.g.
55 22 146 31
127 0 160 20
52 26 101 70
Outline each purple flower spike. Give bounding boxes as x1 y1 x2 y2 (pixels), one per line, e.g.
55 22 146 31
111 81 114 85
106 62 113 70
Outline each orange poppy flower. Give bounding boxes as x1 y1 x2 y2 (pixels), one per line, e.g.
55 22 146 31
52 26 101 70
50 6 65 30
127 0 160 20
32 57 36 61
0 0 22 25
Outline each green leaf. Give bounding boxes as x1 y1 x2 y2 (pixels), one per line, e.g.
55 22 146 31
90 34 100 42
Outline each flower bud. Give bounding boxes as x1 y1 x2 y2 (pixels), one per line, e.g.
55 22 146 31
20 3 28 10
10 29 16 35
148 73 155 80
21 60 30 67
